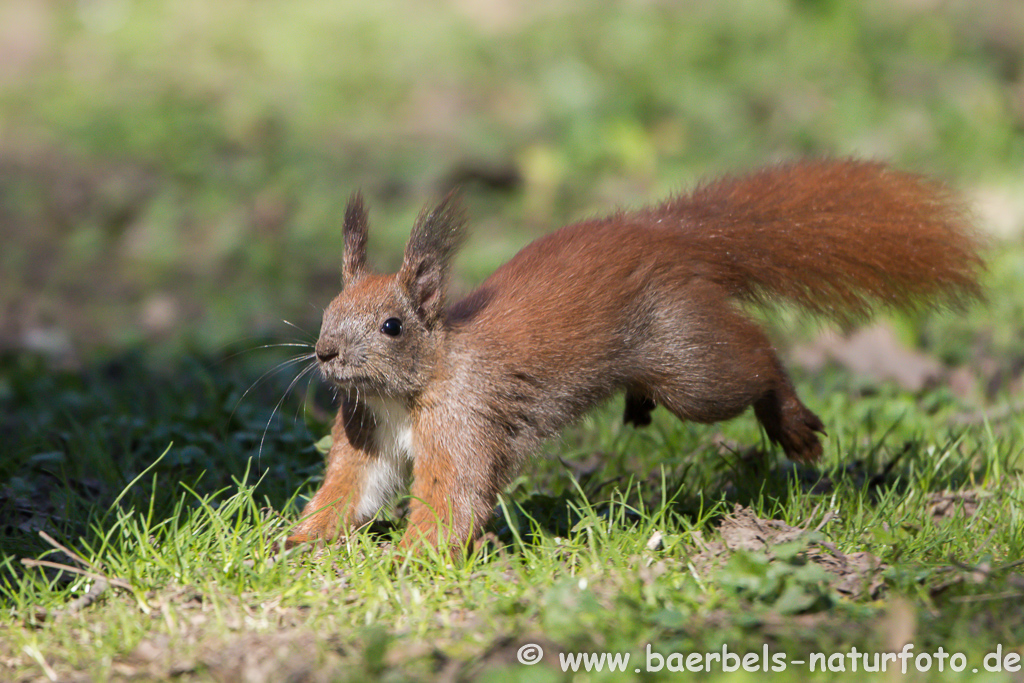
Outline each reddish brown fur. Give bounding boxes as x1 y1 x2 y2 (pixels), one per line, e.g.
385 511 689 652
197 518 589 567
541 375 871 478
288 159 984 552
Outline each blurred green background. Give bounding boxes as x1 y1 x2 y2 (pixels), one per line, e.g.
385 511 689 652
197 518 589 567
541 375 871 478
2 0 1022 359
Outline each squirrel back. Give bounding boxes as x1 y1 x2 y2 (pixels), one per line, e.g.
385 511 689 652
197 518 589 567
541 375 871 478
463 159 983 330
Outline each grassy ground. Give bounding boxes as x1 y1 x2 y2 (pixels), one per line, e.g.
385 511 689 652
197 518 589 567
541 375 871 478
2 0 1024 681
2 343 1023 682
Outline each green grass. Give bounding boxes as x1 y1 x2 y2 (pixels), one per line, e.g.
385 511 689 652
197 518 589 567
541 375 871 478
3 0 1024 680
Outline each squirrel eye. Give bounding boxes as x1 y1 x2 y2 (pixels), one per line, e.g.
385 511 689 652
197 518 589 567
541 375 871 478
380 317 403 337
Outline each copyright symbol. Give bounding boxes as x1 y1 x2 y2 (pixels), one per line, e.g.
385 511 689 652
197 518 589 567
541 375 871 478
517 643 543 665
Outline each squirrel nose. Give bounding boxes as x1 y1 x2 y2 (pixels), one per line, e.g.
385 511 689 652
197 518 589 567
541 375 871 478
315 338 340 363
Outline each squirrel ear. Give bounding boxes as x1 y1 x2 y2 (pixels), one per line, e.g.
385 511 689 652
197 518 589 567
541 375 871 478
398 191 466 324
343 192 369 284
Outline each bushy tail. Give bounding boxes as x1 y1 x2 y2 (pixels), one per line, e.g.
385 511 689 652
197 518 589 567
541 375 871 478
657 159 985 323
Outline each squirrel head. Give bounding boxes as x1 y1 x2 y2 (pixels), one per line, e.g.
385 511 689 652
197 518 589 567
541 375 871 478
315 192 466 399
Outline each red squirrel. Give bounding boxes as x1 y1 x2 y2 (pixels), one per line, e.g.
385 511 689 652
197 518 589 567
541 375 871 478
287 159 984 551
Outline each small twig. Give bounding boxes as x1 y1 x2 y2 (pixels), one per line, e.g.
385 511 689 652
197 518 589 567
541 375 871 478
63 577 109 615
949 556 1024 577
814 509 838 533
799 503 822 531
934 556 1024 599
996 557 1024 572
20 559 132 591
38 531 102 574
28 531 131 611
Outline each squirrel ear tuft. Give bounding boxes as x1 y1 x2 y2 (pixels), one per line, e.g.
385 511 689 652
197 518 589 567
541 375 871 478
343 192 369 284
398 191 467 324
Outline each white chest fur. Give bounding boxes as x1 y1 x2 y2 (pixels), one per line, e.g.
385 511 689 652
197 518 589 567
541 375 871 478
354 396 415 519
365 396 415 460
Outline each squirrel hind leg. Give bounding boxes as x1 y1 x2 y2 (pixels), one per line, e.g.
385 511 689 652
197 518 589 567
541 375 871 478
753 386 826 462
651 364 826 462
638 294 826 461
623 392 657 427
